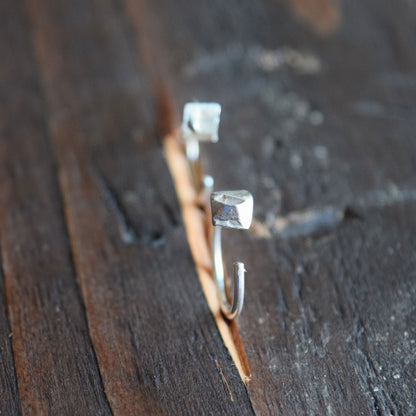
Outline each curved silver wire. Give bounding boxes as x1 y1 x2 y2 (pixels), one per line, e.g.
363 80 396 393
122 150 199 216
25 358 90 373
212 226 245 320
185 136 200 163
185 129 215 196
182 102 221 193
185 136 202 192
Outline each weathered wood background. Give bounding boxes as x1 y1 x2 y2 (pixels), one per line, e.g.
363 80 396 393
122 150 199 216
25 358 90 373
1 0 415 414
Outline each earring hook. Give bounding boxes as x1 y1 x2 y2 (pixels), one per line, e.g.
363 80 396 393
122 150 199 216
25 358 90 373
181 102 221 193
213 226 246 319
211 190 253 320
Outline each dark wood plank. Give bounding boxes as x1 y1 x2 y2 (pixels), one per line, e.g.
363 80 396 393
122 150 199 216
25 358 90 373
124 0 416 414
26 0 254 414
0 0 113 414
0 265 19 414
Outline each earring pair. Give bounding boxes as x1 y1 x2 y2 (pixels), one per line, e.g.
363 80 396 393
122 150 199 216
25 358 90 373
181 103 253 320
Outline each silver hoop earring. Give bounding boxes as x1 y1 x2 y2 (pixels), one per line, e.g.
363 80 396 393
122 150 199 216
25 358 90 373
181 102 221 193
210 190 253 320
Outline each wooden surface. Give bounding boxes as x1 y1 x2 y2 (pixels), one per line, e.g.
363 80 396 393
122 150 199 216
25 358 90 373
0 0 415 414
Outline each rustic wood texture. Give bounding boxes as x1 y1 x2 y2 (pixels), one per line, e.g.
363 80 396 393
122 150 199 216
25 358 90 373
125 0 416 414
0 260 19 412
0 0 415 414
24 0 253 414
0 0 112 414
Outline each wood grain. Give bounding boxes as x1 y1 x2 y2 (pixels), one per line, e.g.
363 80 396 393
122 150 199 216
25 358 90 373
0 0 415 413
0 0 112 414
25 0 254 414
124 0 416 414
0 263 19 414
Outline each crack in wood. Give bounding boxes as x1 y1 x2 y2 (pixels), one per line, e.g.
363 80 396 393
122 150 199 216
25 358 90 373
163 130 252 384
93 167 139 245
158 84 252 385
215 359 235 402
93 167 178 247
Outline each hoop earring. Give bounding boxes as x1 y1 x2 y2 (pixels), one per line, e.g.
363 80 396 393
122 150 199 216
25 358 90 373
210 190 253 320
